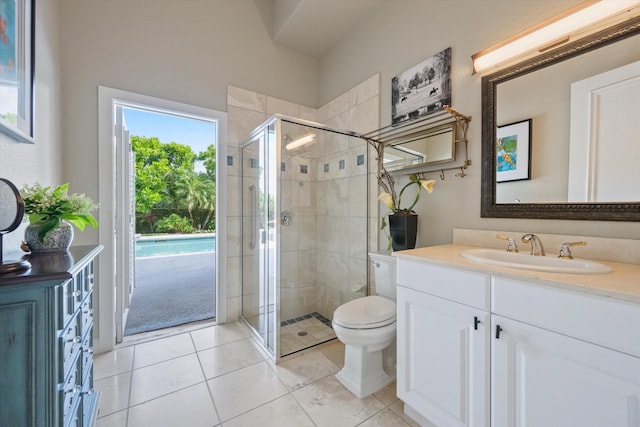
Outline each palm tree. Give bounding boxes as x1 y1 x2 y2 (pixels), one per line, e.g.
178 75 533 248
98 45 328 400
173 171 216 231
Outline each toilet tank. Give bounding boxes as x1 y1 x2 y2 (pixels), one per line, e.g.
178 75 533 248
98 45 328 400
369 252 397 301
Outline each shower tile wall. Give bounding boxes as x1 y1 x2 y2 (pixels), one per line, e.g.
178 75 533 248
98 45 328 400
280 132 317 321
226 74 381 322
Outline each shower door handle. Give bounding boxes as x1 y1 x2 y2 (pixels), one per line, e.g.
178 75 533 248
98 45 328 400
249 184 257 249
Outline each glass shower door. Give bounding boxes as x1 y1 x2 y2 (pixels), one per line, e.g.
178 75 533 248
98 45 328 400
241 121 278 357
241 131 267 345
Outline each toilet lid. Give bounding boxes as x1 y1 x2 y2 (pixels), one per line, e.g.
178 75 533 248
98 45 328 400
333 296 396 329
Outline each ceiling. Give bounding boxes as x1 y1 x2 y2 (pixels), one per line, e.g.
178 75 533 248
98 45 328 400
256 0 388 58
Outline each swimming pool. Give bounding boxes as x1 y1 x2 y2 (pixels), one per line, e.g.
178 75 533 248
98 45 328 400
136 235 216 258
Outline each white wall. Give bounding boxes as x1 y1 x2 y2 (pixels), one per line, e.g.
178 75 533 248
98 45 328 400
318 0 640 245
0 0 62 257
57 0 640 253
59 0 320 246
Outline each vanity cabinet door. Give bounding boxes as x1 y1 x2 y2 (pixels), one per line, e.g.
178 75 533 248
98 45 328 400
491 315 640 427
398 285 490 427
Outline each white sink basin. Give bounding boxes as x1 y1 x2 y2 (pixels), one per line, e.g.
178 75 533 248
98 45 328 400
460 248 612 274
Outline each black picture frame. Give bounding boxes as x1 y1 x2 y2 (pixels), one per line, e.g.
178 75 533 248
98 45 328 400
496 119 531 183
391 47 451 125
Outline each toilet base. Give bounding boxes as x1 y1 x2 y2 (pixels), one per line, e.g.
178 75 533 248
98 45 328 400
336 344 395 399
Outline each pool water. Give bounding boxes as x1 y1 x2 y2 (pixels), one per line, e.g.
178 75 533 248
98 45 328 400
136 236 216 257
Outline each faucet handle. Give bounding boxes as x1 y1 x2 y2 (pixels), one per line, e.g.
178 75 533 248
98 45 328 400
558 241 587 259
496 234 518 253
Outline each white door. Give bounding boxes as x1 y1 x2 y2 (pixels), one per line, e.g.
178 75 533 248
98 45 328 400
568 60 640 202
114 105 135 343
397 286 490 427
492 315 640 427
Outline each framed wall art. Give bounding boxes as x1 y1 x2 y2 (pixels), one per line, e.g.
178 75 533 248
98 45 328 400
0 0 35 144
496 119 532 183
391 47 451 125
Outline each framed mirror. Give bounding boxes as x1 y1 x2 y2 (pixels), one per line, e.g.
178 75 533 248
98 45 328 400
384 122 456 171
481 15 640 221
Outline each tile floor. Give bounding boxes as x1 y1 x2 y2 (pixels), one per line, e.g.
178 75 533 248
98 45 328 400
94 321 419 427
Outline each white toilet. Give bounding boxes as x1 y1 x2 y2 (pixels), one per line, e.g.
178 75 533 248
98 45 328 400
332 252 397 398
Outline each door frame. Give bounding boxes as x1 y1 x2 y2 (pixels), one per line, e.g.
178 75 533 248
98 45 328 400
97 87 227 353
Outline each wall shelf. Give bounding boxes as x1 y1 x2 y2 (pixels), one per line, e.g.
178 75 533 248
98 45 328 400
361 105 472 182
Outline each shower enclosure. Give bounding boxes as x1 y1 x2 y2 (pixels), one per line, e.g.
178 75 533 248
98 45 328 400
241 115 369 361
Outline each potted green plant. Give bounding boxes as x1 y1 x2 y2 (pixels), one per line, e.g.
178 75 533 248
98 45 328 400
378 173 435 251
21 183 98 252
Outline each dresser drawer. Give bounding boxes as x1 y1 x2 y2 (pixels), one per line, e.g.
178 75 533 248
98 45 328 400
83 263 95 294
70 275 83 314
59 356 82 426
81 333 94 383
82 367 97 425
59 314 82 381
57 279 74 328
492 276 640 357
80 293 93 338
397 257 491 310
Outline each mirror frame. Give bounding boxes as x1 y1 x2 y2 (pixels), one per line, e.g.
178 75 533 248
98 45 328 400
481 15 640 221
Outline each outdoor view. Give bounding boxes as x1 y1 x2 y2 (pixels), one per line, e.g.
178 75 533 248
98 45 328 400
123 108 217 336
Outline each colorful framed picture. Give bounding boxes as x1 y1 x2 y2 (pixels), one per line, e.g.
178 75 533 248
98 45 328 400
0 0 34 144
496 119 531 183
391 47 452 125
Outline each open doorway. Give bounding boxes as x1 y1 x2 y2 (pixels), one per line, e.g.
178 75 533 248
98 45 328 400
121 107 217 336
97 87 228 350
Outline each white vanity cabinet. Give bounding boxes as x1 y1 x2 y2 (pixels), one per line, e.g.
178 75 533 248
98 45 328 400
397 252 640 427
397 257 491 427
491 277 640 427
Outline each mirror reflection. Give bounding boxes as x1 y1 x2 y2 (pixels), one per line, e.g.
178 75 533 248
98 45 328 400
384 123 455 171
482 16 640 221
495 32 640 204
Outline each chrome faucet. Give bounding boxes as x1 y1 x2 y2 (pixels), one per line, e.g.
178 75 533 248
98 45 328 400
496 234 518 252
521 233 545 256
558 241 587 259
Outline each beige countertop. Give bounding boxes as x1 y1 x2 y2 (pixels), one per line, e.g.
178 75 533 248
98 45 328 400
395 244 640 304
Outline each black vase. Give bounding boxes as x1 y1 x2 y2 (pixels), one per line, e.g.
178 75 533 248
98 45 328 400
388 214 418 251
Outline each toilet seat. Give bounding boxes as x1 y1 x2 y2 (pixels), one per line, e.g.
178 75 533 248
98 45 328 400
333 296 396 329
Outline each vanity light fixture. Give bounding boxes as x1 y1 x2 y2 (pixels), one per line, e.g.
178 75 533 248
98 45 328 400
471 0 640 74
285 133 316 151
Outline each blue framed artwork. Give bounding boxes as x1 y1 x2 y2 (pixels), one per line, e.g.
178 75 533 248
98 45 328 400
496 119 531 183
0 0 34 143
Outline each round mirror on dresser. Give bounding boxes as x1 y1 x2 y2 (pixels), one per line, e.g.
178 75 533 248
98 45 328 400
0 178 31 273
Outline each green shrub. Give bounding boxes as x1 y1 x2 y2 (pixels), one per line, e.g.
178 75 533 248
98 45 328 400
155 214 194 233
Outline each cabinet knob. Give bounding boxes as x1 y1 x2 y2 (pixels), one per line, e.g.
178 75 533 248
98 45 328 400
474 316 481 330
66 335 82 344
72 290 81 298
66 385 82 394
495 325 503 339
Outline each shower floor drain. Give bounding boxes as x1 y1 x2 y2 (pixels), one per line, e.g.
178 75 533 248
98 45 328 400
297 331 308 336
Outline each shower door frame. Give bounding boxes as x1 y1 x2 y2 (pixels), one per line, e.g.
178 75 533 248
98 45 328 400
241 114 368 363
241 117 282 359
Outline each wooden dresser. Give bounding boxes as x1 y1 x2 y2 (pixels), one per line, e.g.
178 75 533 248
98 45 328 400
0 245 103 427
